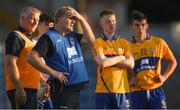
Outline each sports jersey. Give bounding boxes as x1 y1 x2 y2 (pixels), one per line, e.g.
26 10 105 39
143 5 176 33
130 35 174 91
35 28 89 85
5 31 40 90
93 34 132 93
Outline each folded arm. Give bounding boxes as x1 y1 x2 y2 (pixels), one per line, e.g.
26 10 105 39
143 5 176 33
115 56 134 69
94 53 126 68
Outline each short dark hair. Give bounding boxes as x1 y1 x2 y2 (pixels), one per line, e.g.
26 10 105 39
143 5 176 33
99 9 115 18
129 10 147 24
39 13 53 24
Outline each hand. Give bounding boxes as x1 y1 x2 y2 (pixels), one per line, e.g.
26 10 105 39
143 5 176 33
54 71 69 84
66 7 84 21
72 9 84 21
114 55 126 67
41 83 50 99
15 86 27 106
152 74 166 84
129 77 138 87
40 77 50 91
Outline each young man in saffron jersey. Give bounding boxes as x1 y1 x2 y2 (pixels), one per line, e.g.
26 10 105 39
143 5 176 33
93 9 134 109
28 6 95 109
129 10 177 109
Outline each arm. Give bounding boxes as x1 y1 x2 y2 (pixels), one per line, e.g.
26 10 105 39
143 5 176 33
5 32 27 105
153 40 177 84
94 53 126 68
71 8 95 44
116 56 134 69
40 73 49 86
28 50 68 84
115 39 134 69
158 56 177 83
95 55 126 68
6 55 26 105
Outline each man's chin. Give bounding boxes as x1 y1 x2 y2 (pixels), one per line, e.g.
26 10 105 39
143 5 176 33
64 29 73 34
108 30 115 34
29 29 35 34
68 28 73 32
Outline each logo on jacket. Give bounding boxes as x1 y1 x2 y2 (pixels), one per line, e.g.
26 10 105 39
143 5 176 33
70 38 75 45
117 47 123 55
150 48 154 55
67 46 77 58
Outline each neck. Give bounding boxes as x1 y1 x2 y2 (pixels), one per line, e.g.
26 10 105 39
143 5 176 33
103 31 115 40
55 25 67 36
38 31 45 37
135 34 147 42
20 24 32 34
36 32 44 39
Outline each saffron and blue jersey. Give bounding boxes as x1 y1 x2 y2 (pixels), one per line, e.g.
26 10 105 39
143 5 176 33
130 35 175 91
44 29 89 85
93 35 132 93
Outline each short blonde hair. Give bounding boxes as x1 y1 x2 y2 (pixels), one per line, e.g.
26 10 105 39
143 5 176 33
54 6 73 23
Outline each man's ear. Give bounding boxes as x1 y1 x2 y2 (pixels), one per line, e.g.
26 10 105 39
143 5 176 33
49 23 54 27
99 19 103 28
129 24 133 30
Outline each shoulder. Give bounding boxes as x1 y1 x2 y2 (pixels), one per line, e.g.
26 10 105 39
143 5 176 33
117 37 130 45
93 37 104 48
7 31 20 39
117 37 129 42
45 28 58 36
151 36 166 44
38 34 52 43
94 37 103 43
6 31 24 43
67 32 83 38
44 29 61 42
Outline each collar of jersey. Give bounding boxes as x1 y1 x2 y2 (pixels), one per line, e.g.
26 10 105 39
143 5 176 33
101 33 117 41
17 26 33 41
131 34 151 43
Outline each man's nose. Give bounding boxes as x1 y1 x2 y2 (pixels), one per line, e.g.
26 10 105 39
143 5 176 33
72 19 76 24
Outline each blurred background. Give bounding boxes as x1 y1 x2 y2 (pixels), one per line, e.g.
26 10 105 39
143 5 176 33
0 0 180 108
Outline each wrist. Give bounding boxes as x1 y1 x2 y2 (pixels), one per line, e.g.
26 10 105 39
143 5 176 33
15 81 23 90
51 71 58 79
162 74 168 81
119 55 126 61
78 17 85 23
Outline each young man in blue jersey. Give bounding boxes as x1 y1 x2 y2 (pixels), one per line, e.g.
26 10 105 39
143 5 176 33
28 6 95 109
129 10 177 109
